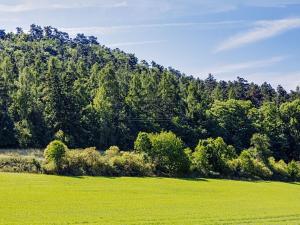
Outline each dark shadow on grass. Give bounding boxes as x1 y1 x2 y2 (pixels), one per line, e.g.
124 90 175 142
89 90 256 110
42 174 300 185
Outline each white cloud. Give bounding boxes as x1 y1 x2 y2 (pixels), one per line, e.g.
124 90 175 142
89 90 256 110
107 40 166 47
0 0 127 13
199 56 287 75
245 0 300 8
246 71 300 90
196 56 300 90
215 17 300 52
62 20 246 36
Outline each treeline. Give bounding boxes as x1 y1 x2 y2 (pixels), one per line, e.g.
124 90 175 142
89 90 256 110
0 25 300 166
4 133 298 181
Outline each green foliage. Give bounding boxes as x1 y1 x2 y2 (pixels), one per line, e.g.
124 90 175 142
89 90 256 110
64 148 112 176
108 151 153 177
136 131 190 176
134 132 152 153
287 160 300 180
0 155 41 173
236 150 273 179
280 99 300 160
255 102 288 159
250 133 272 161
207 99 256 151
44 140 67 171
268 157 289 180
192 137 236 175
0 25 300 180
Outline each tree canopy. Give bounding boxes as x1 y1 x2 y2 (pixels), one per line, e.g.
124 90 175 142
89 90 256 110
0 25 299 163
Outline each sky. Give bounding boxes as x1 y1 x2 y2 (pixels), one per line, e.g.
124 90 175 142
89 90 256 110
1 0 300 90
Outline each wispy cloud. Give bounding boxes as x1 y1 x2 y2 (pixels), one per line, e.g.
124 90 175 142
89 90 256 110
63 20 246 36
215 17 300 52
199 56 287 75
246 71 300 90
0 0 127 13
245 0 300 8
107 40 166 47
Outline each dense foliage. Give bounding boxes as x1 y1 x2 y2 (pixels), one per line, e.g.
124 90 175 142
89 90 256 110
0 25 300 174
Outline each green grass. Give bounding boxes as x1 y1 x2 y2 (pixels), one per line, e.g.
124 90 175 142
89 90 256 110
0 173 299 225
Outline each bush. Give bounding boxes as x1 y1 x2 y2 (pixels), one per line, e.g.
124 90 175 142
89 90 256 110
287 160 300 181
105 146 120 158
145 131 190 176
44 140 67 164
134 132 152 153
64 148 112 176
192 137 236 175
59 146 154 177
250 133 271 162
0 155 41 173
237 150 272 179
43 140 68 174
109 152 153 177
268 157 289 180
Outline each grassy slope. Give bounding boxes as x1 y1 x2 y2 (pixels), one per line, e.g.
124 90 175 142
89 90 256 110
0 173 299 225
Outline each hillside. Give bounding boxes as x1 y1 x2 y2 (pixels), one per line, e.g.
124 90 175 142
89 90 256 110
0 24 300 163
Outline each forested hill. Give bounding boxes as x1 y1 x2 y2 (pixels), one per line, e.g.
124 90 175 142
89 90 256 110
0 25 300 161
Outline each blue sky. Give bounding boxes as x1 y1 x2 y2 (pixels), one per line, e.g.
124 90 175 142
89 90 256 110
1 0 300 90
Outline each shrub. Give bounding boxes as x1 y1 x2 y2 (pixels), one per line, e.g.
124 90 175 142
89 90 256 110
0 155 41 173
146 131 190 176
192 137 236 175
134 132 152 154
105 146 120 158
109 152 153 177
268 157 289 180
43 140 68 174
250 133 271 162
287 160 300 181
44 140 67 163
64 148 112 176
237 150 272 179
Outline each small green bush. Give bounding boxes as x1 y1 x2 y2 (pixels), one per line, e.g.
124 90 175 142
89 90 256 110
109 152 153 177
192 137 236 176
287 160 300 181
63 148 113 176
147 131 190 176
43 140 68 174
237 150 272 179
268 157 289 180
105 146 120 158
44 140 67 163
134 132 152 154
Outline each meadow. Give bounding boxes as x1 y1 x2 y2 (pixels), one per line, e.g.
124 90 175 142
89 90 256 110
0 173 299 225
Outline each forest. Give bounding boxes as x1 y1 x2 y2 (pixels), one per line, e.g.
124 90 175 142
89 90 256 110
0 25 300 179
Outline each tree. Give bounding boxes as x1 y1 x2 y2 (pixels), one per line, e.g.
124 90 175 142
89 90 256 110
44 140 68 174
250 133 271 162
44 57 64 137
134 132 152 153
157 71 182 130
280 99 300 160
0 58 16 147
136 131 190 176
276 85 289 104
192 137 236 175
207 100 256 151
255 102 288 159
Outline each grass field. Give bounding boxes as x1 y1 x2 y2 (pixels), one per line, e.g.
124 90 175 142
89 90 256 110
0 173 299 225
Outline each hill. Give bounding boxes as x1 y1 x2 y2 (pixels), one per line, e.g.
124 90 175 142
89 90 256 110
0 24 299 163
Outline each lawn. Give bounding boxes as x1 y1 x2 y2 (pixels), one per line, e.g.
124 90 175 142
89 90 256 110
0 173 299 225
